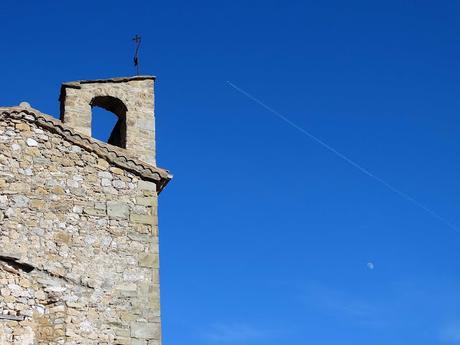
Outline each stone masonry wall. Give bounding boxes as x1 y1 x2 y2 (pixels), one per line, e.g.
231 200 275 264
0 116 161 344
60 77 156 166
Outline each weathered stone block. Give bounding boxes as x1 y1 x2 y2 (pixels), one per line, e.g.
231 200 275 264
139 253 156 268
83 207 106 216
131 322 160 340
130 214 155 225
107 201 129 219
30 199 45 208
138 181 156 192
136 197 155 207
97 158 110 170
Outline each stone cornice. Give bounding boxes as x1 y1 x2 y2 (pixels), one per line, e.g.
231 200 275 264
61 76 156 89
0 106 171 193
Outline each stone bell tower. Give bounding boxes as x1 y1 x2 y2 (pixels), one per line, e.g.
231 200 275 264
0 76 170 344
59 76 156 165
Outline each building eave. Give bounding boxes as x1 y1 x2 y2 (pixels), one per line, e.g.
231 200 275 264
0 105 172 194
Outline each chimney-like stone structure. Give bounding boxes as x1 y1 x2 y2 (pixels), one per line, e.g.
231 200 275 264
59 76 156 165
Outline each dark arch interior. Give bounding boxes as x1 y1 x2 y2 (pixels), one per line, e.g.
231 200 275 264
90 96 127 148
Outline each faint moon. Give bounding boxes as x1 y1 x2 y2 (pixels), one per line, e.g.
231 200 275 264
367 262 375 270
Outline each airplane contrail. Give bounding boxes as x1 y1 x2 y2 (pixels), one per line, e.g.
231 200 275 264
226 81 459 234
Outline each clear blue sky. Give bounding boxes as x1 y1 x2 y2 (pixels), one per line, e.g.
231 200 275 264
1 1 460 344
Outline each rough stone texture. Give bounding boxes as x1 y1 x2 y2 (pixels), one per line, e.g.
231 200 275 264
0 77 169 345
0 107 170 193
59 76 157 166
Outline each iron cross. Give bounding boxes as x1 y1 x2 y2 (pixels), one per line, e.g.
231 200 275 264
132 34 142 75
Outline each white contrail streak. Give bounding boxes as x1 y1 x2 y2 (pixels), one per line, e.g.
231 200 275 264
226 81 459 233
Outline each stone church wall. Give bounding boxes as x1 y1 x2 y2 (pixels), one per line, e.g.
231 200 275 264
0 116 161 344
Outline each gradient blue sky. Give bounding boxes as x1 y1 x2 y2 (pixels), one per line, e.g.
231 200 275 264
1 1 460 344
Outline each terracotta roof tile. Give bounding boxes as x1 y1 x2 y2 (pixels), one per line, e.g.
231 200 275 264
0 105 171 193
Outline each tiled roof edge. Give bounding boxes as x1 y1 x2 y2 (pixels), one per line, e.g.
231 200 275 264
0 106 172 193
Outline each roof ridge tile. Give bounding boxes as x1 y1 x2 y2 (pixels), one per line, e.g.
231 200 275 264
0 106 171 193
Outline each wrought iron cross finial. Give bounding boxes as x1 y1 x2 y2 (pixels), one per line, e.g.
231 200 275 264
132 34 142 75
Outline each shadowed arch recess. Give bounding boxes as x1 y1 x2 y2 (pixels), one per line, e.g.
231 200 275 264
90 96 127 148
